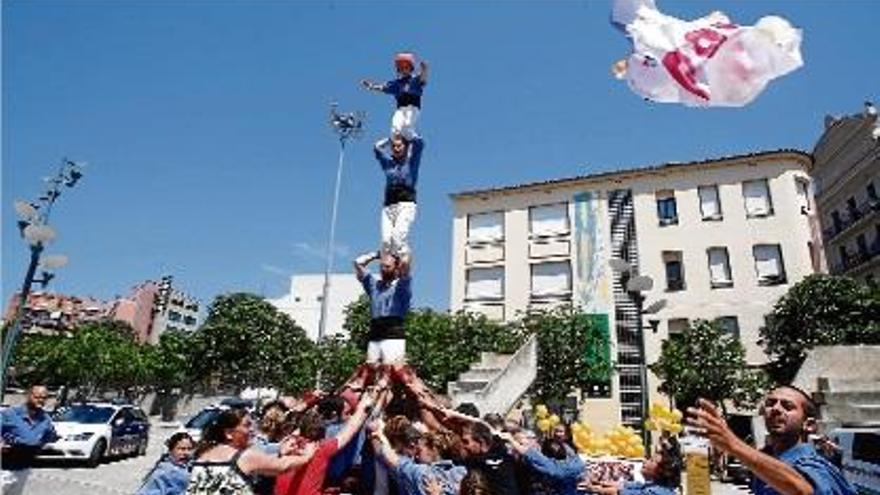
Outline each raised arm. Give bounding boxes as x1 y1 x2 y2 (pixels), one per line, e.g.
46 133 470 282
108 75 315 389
418 60 429 85
360 79 384 92
397 252 413 278
688 399 815 495
369 420 403 469
374 138 392 168
354 251 379 282
240 442 317 477
333 390 376 449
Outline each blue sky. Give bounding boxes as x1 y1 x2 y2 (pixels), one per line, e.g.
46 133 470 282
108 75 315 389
3 0 877 311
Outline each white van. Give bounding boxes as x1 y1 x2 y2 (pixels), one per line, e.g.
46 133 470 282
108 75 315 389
829 426 880 495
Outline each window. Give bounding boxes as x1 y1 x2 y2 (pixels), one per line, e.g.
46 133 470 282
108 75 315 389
868 181 878 201
831 210 843 231
753 244 787 285
857 233 869 257
168 311 182 322
530 261 572 298
668 318 690 337
742 179 774 218
795 178 811 213
715 316 740 340
529 203 569 237
838 245 849 266
847 197 861 221
467 212 504 243
663 251 685 291
465 267 504 300
655 190 678 226
707 247 733 288
698 185 723 220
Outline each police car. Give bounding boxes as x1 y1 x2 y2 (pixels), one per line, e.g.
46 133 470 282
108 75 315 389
38 402 150 467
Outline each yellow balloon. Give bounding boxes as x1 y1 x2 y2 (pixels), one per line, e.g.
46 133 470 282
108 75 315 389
535 405 549 419
668 423 683 435
537 418 551 432
571 422 583 433
671 409 683 422
548 414 560 426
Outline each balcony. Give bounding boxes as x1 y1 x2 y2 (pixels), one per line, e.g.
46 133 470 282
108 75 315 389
831 239 880 274
823 199 880 242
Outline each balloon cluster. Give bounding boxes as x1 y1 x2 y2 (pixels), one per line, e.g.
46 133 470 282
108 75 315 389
534 404 561 434
644 402 684 435
533 405 645 458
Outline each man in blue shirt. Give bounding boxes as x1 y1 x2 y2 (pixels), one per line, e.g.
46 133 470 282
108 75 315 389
354 250 412 367
373 133 425 259
688 386 856 495
1 385 59 494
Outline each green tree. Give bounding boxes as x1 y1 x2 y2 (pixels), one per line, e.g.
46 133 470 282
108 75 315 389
650 320 768 410
316 335 363 391
145 329 195 391
192 293 318 394
760 274 880 383
511 305 613 404
340 296 524 391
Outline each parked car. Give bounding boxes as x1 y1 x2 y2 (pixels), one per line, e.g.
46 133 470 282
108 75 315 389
829 425 880 495
38 402 150 467
180 399 256 443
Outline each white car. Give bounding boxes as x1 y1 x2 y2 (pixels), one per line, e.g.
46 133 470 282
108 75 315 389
39 403 150 467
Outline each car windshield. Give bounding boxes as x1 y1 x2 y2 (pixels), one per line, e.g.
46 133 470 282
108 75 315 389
186 408 221 430
55 405 115 424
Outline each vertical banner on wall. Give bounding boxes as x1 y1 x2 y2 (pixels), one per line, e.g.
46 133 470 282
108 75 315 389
573 191 613 373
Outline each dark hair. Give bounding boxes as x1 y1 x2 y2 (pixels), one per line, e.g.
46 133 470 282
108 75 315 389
166 431 193 451
654 437 683 488
462 422 493 447
299 410 326 441
260 399 288 417
318 396 345 421
459 469 491 495
456 403 480 418
195 408 248 457
541 438 569 460
483 413 505 430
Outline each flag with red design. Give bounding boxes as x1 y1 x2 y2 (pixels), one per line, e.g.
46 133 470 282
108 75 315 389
611 0 803 107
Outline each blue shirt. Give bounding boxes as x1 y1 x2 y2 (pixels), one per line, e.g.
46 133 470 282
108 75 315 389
362 273 412 320
382 75 425 108
325 420 366 484
137 458 190 495
1 405 58 447
374 136 425 206
752 443 856 495
393 456 467 495
620 481 678 495
522 449 585 495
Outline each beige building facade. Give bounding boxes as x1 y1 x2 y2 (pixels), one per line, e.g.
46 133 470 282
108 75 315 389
810 104 880 283
449 149 816 429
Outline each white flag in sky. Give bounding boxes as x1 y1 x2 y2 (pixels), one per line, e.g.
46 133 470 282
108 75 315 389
611 0 803 107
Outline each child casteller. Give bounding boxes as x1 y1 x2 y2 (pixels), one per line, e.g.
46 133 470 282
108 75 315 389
361 52 428 140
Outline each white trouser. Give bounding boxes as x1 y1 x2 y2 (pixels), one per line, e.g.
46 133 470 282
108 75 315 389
381 202 417 257
1 469 30 495
366 339 406 365
391 106 420 140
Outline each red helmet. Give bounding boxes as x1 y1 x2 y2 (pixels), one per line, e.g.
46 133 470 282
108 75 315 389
394 52 416 70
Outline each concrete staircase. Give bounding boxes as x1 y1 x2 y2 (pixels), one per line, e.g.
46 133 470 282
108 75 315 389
447 335 538 415
792 345 880 431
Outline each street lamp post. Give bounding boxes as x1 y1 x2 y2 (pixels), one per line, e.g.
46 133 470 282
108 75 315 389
318 104 364 343
610 257 666 451
1 159 83 400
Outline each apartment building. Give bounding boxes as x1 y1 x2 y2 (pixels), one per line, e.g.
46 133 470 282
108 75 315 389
449 149 816 428
811 103 880 282
268 273 362 341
